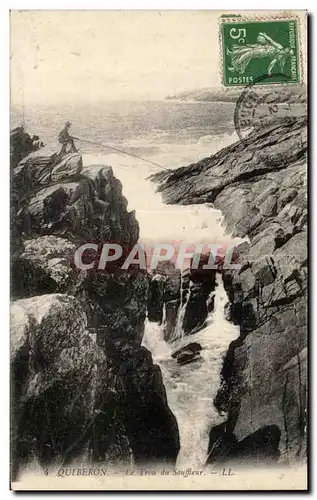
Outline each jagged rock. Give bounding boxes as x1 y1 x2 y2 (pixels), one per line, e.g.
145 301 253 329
12 236 77 297
182 274 216 335
163 271 181 302
279 188 298 208
249 232 277 260
16 171 138 246
274 231 307 266
182 284 209 334
189 252 217 283
51 153 83 182
10 132 179 479
153 116 307 464
172 342 202 358
11 290 179 478
10 294 87 364
259 195 278 217
147 261 182 340
257 184 278 204
10 128 45 269
12 145 139 246
12 145 82 195
172 342 202 365
11 192 23 267
176 352 202 366
206 423 238 465
151 118 307 206
12 143 146 347
147 274 165 323
20 182 85 235
153 261 181 301
120 242 216 346
234 425 281 463
87 269 149 348
158 253 217 337
10 293 134 475
251 256 276 286
206 424 281 465
10 126 44 169
163 299 181 341
238 266 256 295
108 345 180 464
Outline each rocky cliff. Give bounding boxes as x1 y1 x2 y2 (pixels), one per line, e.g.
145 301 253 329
152 116 307 465
10 131 179 479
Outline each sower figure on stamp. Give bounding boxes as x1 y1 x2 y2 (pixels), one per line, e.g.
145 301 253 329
58 121 78 155
227 32 294 76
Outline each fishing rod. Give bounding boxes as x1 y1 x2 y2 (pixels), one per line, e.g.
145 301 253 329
74 136 170 171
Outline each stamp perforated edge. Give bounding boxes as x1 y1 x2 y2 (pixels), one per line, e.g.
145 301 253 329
217 12 305 89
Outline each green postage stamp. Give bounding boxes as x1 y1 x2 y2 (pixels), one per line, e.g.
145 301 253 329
221 17 301 86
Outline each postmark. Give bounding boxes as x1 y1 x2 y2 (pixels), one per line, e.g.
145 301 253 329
234 74 307 140
221 16 301 87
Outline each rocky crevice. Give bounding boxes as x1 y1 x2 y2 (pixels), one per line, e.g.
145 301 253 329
152 116 307 465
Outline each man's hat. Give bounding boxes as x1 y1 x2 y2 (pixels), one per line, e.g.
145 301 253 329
65 121 72 126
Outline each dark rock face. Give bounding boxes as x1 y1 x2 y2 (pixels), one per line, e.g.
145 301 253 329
206 423 281 465
147 261 181 339
12 146 138 246
147 256 217 341
11 297 179 472
11 294 117 474
109 345 179 464
10 126 44 169
10 127 45 271
179 255 217 336
172 342 202 365
153 116 307 465
11 136 179 478
86 269 149 348
12 236 77 297
151 117 306 207
183 281 215 335
172 342 202 357
147 274 165 323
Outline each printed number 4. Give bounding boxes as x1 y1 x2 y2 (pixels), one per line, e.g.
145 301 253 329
229 28 246 44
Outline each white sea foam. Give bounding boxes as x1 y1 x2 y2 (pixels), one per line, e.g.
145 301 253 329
82 129 240 247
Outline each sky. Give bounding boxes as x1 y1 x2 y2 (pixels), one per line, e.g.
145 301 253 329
10 10 222 106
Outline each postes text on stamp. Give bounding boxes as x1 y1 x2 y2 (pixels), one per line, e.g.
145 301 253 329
221 17 300 87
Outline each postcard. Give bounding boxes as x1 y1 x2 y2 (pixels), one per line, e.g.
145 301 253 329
10 10 307 491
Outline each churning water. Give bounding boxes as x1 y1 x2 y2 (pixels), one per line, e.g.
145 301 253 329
143 277 239 467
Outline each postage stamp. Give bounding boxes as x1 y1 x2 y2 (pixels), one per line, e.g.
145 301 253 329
221 17 301 87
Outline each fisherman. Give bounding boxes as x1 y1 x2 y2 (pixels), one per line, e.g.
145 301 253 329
58 121 78 155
